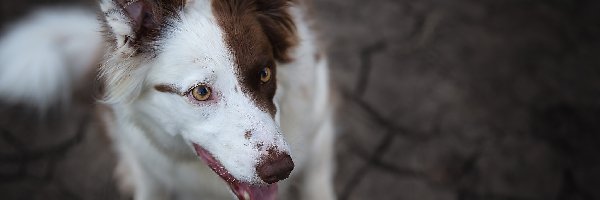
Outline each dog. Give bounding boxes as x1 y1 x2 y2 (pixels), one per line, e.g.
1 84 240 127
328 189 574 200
0 0 336 199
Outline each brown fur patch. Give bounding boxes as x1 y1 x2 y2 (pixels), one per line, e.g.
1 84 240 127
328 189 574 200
244 130 252 139
211 0 297 116
253 0 298 62
154 84 180 94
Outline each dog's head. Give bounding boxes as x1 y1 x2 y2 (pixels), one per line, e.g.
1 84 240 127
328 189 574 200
100 0 297 199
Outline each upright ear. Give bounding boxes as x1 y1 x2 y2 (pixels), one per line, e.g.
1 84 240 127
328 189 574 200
255 0 297 62
100 0 186 54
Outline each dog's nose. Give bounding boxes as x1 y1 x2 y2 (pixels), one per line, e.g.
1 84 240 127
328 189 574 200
256 150 294 184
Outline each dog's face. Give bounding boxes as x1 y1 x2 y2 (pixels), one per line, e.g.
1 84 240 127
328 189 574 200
100 0 297 198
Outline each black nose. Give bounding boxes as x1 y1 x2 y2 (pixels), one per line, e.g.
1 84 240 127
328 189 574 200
256 150 294 184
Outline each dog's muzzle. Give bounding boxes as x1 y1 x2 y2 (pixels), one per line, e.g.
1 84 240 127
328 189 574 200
193 143 293 200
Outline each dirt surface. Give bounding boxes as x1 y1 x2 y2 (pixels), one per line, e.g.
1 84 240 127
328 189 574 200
1 0 600 200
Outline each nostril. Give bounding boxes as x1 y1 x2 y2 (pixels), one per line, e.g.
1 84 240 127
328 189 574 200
256 151 294 184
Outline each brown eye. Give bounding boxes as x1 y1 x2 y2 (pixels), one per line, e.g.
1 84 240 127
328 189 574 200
259 67 272 83
191 84 211 101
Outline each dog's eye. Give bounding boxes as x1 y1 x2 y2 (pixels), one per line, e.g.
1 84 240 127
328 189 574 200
259 67 272 83
191 84 211 101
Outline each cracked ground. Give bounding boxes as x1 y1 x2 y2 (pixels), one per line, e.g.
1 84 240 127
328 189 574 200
2 0 600 200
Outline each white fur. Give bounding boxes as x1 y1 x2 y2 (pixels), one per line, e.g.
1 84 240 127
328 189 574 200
276 5 337 199
99 0 152 104
0 8 101 110
0 1 336 200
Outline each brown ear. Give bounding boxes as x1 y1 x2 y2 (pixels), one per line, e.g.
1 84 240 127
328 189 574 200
255 0 297 62
102 0 185 53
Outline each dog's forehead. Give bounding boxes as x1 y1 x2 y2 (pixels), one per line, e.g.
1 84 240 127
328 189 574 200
149 1 228 84
156 0 279 114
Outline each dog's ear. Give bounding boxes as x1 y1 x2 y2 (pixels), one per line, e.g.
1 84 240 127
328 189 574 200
99 0 185 104
255 0 297 62
100 0 186 54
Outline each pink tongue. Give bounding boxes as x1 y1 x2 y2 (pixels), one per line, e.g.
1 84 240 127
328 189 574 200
231 182 278 200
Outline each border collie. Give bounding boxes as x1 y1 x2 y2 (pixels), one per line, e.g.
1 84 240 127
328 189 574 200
0 0 336 199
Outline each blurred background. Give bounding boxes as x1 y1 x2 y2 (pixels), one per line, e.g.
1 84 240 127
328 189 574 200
1 0 600 199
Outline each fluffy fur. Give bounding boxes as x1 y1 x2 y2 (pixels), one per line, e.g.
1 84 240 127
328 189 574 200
0 1 335 200
0 8 102 110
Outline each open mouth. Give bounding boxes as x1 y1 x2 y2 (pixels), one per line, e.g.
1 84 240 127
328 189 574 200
193 144 278 200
